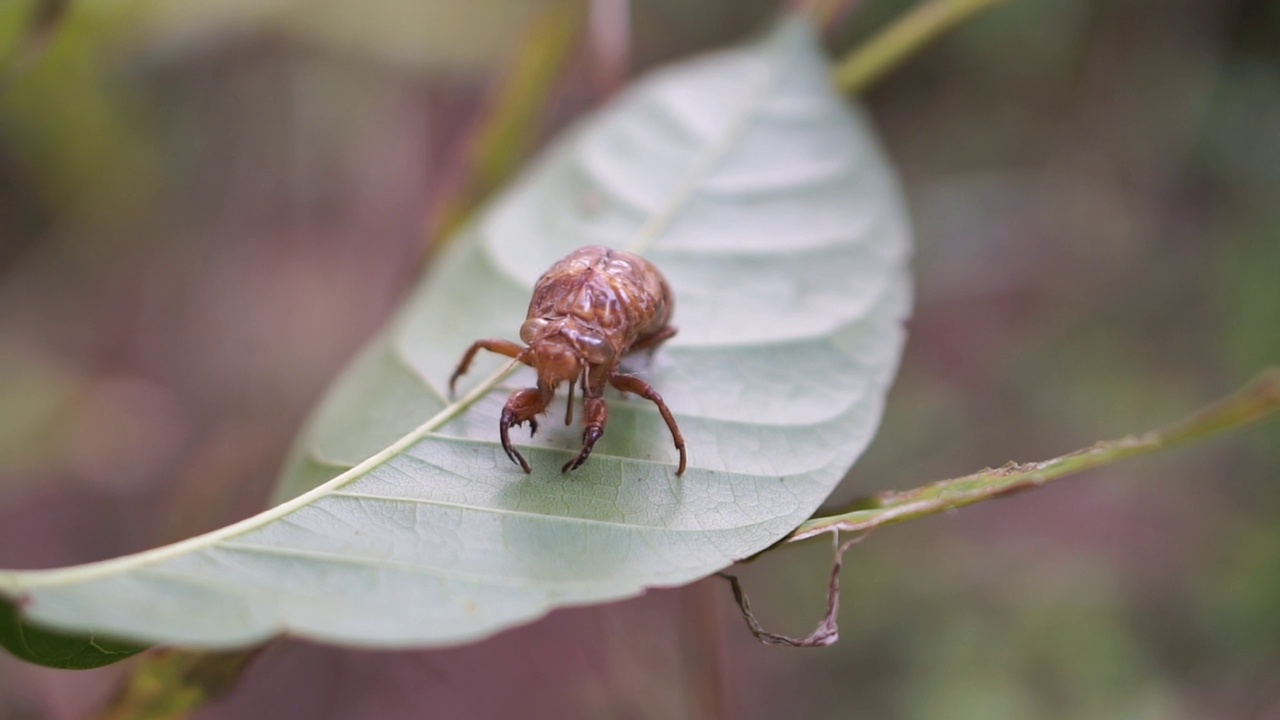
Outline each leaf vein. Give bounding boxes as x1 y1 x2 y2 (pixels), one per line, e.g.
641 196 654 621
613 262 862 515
325 490 783 534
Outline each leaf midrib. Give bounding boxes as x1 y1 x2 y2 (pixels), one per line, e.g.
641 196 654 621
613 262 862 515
324 489 796 534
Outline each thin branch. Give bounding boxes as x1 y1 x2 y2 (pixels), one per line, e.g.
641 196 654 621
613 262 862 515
424 0 586 254
1 0 70 91
831 0 1013 94
588 0 630 98
720 533 867 647
789 366 1280 542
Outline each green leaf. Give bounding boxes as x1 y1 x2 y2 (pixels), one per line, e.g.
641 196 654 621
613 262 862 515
0 594 146 669
0 16 911 652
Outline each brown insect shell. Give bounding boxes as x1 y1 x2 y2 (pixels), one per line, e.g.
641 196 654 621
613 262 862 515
520 317 610 367
519 246 674 387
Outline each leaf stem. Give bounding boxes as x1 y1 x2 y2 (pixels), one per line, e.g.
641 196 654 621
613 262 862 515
789 366 1280 541
831 0 1013 94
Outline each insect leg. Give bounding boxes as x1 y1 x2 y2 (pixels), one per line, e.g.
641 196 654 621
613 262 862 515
563 395 608 473
499 386 552 473
564 377 576 426
448 339 528 397
609 373 687 476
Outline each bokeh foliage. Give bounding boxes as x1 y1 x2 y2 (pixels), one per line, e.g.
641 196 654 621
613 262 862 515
0 0 1276 718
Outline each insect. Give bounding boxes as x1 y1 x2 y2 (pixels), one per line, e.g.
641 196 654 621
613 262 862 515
449 245 687 476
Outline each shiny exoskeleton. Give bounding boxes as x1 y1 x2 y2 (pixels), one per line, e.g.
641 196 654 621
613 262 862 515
449 245 687 475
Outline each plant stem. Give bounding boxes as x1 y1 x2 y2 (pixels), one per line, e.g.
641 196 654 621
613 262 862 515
793 0 859 27
831 0 1013 94
1 0 69 88
96 648 263 720
789 367 1280 542
425 0 585 253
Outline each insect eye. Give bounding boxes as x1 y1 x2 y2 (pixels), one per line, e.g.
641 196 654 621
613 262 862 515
520 318 551 344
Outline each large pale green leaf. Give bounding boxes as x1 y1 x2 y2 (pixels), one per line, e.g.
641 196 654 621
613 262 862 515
0 17 911 652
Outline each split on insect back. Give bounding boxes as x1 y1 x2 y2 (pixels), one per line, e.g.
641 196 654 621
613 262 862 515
449 245 688 476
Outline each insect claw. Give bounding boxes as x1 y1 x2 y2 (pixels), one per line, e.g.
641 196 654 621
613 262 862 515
499 408 533 473
509 447 532 474
563 426 603 474
528 417 539 437
561 448 591 473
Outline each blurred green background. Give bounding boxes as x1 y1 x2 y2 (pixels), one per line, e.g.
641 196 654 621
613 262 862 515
0 0 1277 718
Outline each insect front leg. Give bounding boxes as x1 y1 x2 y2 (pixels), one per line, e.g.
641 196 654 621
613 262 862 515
609 373 687 476
500 386 554 473
562 364 609 473
449 339 529 397
563 394 608 474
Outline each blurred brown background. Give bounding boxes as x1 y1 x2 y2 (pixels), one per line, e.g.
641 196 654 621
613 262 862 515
1 0 1277 718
